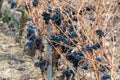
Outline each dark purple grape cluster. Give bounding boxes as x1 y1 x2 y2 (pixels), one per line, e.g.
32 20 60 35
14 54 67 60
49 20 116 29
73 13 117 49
62 38 75 47
85 42 101 53
98 66 106 72
72 16 77 21
42 12 51 24
32 0 39 7
64 8 77 22
101 73 111 80
10 0 17 9
68 25 76 32
25 25 42 50
25 40 34 50
61 23 67 32
41 8 64 25
39 58 48 74
96 29 104 38
26 25 36 41
61 69 74 80
51 10 63 26
92 42 101 50
61 46 70 53
47 5 52 13
50 34 64 47
50 34 64 42
50 33 76 47
35 36 41 49
81 62 89 70
96 56 102 62
86 44 93 52
34 57 49 75
69 31 77 38
66 51 84 67
34 58 48 74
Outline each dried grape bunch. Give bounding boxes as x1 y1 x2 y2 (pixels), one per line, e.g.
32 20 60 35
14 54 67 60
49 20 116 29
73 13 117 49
11 0 119 79
32 0 39 7
51 9 63 26
98 65 106 72
96 56 102 62
26 25 36 41
61 69 74 80
25 24 44 56
42 11 51 24
34 57 49 74
101 73 111 80
39 58 48 74
25 40 34 50
96 29 104 38
10 0 17 9
81 62 89 70
66 51 84 67
45 5 118 79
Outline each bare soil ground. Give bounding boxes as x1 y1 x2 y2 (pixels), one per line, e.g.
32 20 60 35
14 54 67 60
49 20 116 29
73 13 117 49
0 33 42 80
